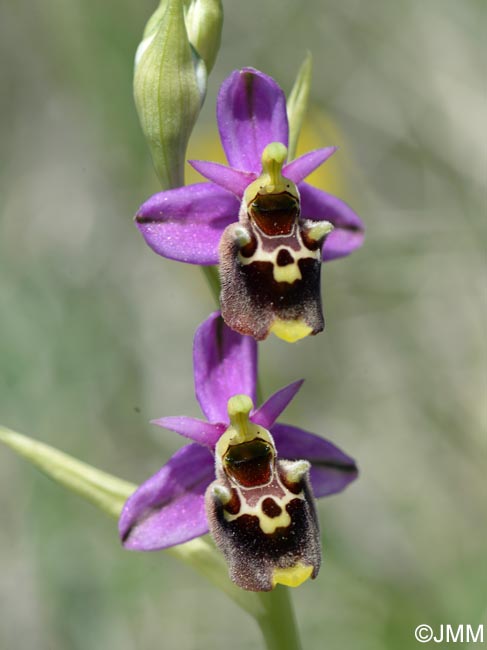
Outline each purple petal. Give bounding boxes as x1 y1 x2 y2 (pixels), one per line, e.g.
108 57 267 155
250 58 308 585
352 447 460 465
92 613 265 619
152 416 226 447
119 444 213 550
135 183 239 265
252 380 304 429
283 147 337 184
217 68 289 172
194 311 257 423
272 423 358 497
299 182 365 261
189 160 256 198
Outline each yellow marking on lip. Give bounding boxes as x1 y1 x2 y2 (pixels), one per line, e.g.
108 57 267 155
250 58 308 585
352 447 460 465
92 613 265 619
270 319 312 343
272 262 302 284
272 564 313 588
223 486 304 533
238 242 320 271
258 507 291 534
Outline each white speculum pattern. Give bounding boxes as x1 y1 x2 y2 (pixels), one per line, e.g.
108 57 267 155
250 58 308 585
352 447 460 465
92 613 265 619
237 227 320 284
223 488 304 535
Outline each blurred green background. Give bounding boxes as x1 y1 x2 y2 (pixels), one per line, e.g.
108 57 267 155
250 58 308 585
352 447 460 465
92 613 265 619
0 0 485 648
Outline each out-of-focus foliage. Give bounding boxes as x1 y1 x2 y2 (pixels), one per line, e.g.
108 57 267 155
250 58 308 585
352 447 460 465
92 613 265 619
0 1 485 649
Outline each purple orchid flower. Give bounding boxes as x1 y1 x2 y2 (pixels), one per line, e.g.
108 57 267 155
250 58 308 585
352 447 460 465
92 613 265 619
136 67 364 343
119 312 358 586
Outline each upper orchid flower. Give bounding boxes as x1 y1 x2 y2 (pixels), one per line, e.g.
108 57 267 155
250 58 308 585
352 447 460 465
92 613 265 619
119 312 358 591
136 67 364 343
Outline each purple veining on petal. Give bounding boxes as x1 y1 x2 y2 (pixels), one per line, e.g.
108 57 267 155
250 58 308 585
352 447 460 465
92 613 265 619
135 183 239 265
272 423 358 497
252 380 304 429
299 182 365 261
152 416 225 447
283 147 337 184
119 444 214 551
217 68 289 172
135 68 364 270
189 160 256 198
194 312 257 423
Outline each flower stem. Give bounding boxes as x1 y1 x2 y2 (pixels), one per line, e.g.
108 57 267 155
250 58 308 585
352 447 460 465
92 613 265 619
201 265 221 305
256 587 302 650
199 263 301 649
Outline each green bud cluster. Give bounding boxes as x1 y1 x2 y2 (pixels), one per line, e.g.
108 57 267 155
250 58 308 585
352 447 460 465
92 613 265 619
134 0 223 188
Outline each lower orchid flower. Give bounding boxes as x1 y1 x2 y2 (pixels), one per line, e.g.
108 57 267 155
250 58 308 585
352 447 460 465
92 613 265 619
119 312 358 591
136 67 364 342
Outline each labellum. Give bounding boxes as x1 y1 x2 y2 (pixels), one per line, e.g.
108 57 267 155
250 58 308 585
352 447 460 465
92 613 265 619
206 395 321 592
219 142 333 342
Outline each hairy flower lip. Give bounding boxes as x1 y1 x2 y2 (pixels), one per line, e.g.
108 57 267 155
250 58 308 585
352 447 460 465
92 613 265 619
119 312 358 552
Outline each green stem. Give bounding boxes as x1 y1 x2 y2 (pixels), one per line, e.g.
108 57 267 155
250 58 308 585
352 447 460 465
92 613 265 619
200 266 266 407
256 376 264 405
201 265 221 305
256 587 302 650
0 425 261 618
199 267 301 649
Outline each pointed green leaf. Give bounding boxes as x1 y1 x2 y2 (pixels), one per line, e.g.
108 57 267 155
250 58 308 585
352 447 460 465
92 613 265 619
0 425 136 518
287 53 313 160
0 425 261 616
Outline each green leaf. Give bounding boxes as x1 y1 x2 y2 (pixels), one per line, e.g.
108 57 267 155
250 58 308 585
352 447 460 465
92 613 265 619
0 425 135 518
287 53 313 160
0 424 261 617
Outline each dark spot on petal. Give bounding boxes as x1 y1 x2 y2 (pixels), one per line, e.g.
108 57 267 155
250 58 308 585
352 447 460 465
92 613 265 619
279 471 304 495
276 249 294 266
135 214 157 225
223 488 241 515
224 439 273 487
239 232 258 258
262 498 282 518
248 192 299 236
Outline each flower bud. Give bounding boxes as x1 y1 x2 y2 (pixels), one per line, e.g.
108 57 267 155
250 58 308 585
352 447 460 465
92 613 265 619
184 0 223 74
134 0 222 189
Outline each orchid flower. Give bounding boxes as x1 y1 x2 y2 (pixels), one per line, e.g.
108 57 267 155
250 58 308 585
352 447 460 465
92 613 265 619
136 67 364 342
119 312 358 591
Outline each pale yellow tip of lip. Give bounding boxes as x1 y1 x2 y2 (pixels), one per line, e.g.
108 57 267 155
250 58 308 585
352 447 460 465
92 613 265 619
272 564 314 588
270 319 312 343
